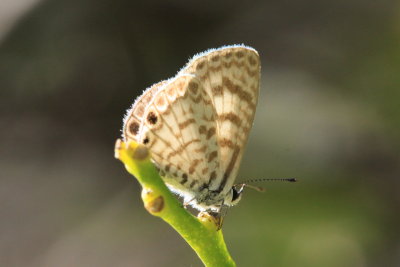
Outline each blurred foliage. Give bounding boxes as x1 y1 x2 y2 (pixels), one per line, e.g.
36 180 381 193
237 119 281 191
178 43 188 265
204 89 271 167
0 0 399 266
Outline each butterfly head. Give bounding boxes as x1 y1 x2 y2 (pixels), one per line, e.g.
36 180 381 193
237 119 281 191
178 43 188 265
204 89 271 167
222 184 245 207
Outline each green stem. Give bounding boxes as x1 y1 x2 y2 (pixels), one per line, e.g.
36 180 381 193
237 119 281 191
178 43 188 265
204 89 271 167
115 139 236 267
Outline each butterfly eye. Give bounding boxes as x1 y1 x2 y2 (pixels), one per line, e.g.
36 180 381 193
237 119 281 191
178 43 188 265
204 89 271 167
231 187 242 204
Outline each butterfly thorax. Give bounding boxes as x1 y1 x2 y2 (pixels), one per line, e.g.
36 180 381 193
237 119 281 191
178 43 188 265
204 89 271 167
158 167 242 211
196 187 242 210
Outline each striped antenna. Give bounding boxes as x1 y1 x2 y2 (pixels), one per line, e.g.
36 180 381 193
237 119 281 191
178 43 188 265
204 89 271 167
234 178 297 193
241 178 297 184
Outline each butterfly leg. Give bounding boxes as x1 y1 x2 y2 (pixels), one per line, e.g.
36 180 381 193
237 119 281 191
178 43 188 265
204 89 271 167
206 201 229 230
183 197 196 209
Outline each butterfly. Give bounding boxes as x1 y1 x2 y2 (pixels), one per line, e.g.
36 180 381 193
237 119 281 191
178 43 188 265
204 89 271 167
123 45 260 217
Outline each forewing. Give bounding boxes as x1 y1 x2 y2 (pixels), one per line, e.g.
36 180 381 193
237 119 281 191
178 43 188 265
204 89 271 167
179 45 261 194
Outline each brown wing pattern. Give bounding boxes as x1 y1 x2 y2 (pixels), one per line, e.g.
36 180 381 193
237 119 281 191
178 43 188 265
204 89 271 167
123 81 167 142
124 74 222 203
179 46 260 196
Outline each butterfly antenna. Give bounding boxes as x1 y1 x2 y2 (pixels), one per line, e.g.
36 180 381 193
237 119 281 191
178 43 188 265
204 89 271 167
242 178 297 184
235 178 297 193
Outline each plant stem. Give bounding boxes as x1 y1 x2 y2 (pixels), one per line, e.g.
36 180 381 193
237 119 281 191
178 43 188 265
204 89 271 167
115 139 236 267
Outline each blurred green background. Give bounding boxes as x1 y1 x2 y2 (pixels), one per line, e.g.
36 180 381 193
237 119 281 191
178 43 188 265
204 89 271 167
1 0 399 266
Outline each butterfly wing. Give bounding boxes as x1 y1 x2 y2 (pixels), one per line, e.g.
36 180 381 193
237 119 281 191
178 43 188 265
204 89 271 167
124 74 222 207
179 45 261 196
123 80 167 142
123 45 260 209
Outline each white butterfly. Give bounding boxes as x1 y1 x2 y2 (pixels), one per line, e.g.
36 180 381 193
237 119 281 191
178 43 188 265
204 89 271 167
123 45 260 214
